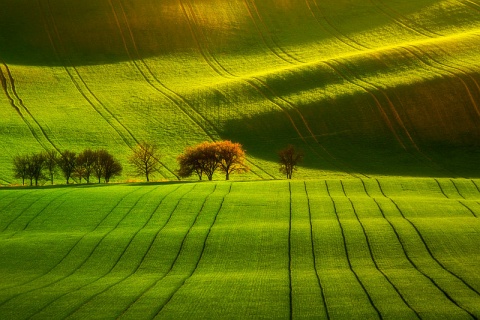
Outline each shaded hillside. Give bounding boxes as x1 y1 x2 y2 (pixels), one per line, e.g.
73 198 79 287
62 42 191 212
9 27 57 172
1 0 480 182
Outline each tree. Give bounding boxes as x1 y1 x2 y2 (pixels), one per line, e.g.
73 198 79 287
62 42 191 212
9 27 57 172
27 152 46 186
43 150 59 185
177 146 204 180
128 142 161 182
214 140 248 180
96 149 122 183
177 142 218 181
177 141 248 181
12 154 29 186
58 150 77 184
102 152 123 183
278 145 304 179
76 149 96 183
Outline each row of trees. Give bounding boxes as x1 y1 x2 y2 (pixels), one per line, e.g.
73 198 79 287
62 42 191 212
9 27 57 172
13 149 122 186
177 140 248 181
12 141 304 186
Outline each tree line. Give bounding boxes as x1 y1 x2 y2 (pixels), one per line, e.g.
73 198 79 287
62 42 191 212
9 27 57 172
12 140 303 186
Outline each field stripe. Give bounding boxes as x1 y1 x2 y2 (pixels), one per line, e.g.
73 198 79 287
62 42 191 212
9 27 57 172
435 179 478 217
28 185 164 316
14 188 76 234
0 63 53 152
118 183 232 319
243 0 300 64
0 190 38 231
151 183 232 319
374 179 480 315
304 181 329 319
370 0 439 38
0 191 52 234
325 180 382 318
340 180 419 318
31 185 189 319
305 0 366 51
401 45 480 121
0 186 144 302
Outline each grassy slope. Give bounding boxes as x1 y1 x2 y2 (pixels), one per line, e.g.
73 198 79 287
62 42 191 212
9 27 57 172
0 0 480 183
0 179 479 319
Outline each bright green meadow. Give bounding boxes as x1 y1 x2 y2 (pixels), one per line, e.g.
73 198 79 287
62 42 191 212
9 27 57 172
1 0 480 318
1 179 480 319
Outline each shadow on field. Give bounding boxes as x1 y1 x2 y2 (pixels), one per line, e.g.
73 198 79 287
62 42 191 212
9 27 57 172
220 104 480 178
0 0 440 66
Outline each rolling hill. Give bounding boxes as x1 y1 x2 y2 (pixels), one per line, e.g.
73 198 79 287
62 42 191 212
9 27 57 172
1 0 480 183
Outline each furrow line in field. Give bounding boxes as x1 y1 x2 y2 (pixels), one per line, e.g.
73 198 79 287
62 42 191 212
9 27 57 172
0 61 60 152
119 185 217 318
114 183 203 319
304 181 330 319
305 0 366 51
433 44 480 96
0 64 50 151
0 191 51 234
340 181 419 318
41 186 189 320
0 191 37 232
0 186 143 302
365 179 480 316
375 179 480 298
153 183 232 318
371 0 440 38
402 45 480 120
471 180 480 194
435 179 477 217
17 188 75 233
243 0 301 64
325 181 382 318
359 180 423 318
288 182 293 320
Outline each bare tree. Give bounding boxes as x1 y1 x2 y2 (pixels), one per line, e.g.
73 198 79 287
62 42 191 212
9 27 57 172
214 140 249 181
128 142 161 182
58 150 77 184
43 150 59 185
12 154 29 186
278 145 304 179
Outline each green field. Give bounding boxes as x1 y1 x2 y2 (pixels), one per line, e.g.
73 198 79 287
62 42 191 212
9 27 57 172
1 0 480 181
0 179 479 319
1 0 480 318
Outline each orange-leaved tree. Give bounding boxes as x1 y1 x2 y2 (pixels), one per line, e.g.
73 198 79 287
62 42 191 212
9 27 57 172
214 140 249 181
177 140 248 181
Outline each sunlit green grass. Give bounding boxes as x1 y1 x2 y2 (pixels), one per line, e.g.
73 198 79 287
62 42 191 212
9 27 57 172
0 178 479 319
